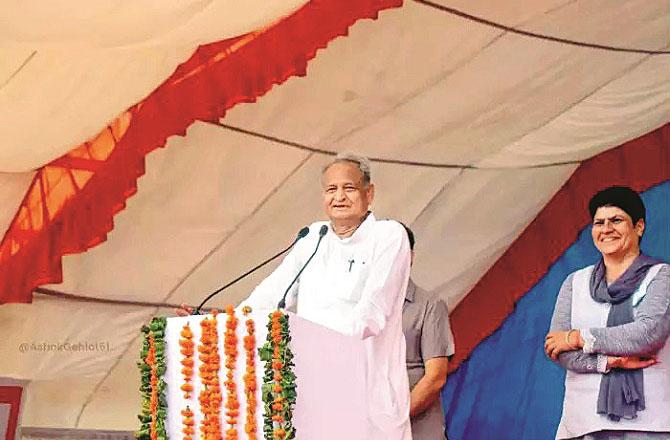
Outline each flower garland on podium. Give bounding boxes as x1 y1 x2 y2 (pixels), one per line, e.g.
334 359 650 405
137 317 167 440
180 323 195 439
199 312 223 438
243 306 258 439
136 308 296 439
224 306 240 439
260 311 297 440
180 323 195 398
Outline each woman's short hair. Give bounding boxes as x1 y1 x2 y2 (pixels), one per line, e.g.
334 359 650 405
588 186 645 224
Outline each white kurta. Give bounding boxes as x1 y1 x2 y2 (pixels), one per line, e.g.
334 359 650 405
243 213 412 439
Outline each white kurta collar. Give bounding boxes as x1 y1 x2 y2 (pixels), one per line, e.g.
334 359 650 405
329 211 376 245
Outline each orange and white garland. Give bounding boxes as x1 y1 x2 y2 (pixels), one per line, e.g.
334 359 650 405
224 305 240 440
180 323 195 439
139 309 266 439
180 323 195 397
242 306 258 439
181 406 195 440
199 312 223 439
148 334 159 440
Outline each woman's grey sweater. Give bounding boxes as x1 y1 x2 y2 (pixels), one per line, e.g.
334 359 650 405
549 264 670 373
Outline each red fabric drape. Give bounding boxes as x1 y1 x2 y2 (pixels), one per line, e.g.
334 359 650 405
0 0 402 304
448 123 670 372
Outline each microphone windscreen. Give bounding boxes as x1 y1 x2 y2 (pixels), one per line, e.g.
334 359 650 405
319 224 329 236
297 226 310 239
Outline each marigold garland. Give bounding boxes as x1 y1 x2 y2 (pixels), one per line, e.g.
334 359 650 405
180 323 195 398
180 323 195 439
260 310 297 440
224 305 240 440
199 312 223 440
136 311 264 440
181 406 195 440
136 317 167 440
145 334 159 440
243 306 258 440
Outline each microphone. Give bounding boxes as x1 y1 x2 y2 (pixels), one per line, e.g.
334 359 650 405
194 226 309 314
277 224 328 309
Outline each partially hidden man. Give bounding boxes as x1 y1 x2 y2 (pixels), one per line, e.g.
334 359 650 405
401 224 454 439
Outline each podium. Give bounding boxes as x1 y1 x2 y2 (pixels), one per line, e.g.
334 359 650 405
163 309 370 439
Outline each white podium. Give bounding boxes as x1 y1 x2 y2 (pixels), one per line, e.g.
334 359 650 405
164 309 369 439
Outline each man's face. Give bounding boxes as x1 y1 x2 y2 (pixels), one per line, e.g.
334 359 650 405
322 161 374 223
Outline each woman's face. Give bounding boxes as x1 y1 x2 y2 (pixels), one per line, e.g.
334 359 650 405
591 205 644 258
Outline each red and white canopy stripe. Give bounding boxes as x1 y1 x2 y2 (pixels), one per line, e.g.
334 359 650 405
0 0 309 172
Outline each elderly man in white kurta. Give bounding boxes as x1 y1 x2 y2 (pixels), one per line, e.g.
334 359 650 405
241 153 412 440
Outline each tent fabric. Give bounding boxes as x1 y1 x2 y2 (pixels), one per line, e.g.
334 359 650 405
2 0 669 172
442 180 670 440
219 0 670 168
446 123 670 373
0 0 310 172
0 0 403 304
1 1 306 48
0 0 669 431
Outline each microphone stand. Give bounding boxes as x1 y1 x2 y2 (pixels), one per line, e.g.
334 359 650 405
277 224 328 309
194 227 309 314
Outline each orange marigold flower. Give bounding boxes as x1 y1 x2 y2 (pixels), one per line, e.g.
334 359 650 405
181 326 193 338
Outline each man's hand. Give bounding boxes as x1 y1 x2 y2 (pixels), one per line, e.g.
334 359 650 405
410 357 449 418
544 330 583 360
607 355 659 370
175 303 194 317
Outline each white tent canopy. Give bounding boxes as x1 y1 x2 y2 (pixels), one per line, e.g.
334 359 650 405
0 0 308 171
0 0 669 431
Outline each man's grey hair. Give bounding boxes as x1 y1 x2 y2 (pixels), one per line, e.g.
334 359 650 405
322 152 372 185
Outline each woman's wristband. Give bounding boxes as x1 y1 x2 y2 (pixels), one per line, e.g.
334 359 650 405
565 329 579 350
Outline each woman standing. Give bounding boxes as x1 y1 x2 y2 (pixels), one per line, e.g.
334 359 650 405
545 186 670 440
